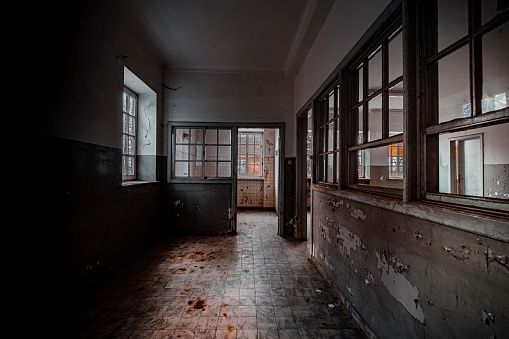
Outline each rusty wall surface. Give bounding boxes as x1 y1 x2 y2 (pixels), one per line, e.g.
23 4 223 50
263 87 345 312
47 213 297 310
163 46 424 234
311 187 509 339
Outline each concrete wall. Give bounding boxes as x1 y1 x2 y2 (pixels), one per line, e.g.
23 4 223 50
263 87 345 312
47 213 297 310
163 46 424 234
36 0 166 302
311 187 509 339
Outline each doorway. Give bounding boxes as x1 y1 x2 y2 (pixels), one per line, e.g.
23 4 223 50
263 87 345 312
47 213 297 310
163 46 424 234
296 107 313 241
235 126 283 235
449 134 484 197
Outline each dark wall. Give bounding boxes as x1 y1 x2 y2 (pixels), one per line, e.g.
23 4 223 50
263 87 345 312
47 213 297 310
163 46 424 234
311 186 509 339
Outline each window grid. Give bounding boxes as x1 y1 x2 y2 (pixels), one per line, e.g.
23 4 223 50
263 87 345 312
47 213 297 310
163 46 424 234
122 88 137 181
173 128 232 179
238 132 263 177
317 87 340 184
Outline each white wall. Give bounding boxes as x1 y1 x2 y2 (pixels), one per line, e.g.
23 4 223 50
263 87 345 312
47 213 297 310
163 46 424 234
164 71 295 156
293 0 391 113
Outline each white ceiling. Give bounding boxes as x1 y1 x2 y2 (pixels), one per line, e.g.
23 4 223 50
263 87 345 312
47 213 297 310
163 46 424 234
131 0 336 78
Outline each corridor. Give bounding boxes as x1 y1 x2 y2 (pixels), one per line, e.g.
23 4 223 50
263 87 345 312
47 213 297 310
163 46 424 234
75 210 366 338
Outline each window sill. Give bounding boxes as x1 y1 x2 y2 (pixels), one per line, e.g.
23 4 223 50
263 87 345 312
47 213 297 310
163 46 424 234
312 184 509 242
122 180 159 187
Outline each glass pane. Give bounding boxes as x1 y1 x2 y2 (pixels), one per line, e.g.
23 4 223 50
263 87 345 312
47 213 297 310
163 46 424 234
175 162 189 177
218 146 231 161
123 135 128 154
327 153 334 183
328 92 335 120
219 130 231 144
248 134 254 143
369 48 382 93
205 129 217 144
239 145 246 154
482 21 509 114
190 129 203 144
248 144 254 154
205 146 217 161
319 155 326 181
438 45 470 123
389 82 404 136
189 162 203 177
205 162 217 177
218 162 231 177
239 164 246 175
368 94 383 142
176 145 189 160
123 92 128 112
355 107 364 144
358 66 363 102
438 122 509 199
482 0 509 25
128 136 135 155
189 145 202 161
254 165 260 175
388 143 404 178
129 96 135 115
438 0 468 51
123 114 128 134
255 134 261 144
328 123 335 152
128 116 135 135
389 31 403 82
240 135 246 144
122 156 127 176
356 145 403 189
176 128 188 144
127 157 134 175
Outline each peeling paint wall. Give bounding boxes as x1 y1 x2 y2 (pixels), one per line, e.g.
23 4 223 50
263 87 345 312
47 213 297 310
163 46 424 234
311 188 509 339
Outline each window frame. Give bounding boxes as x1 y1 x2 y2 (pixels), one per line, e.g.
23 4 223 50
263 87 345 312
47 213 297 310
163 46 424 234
122 87 137 181
237 131 263 178
422 0 509 211
316 85 340 185
172 126 233 180
346 20 405 196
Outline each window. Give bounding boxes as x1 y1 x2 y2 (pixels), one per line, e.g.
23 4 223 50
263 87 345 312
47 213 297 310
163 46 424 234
238 132 263 177
317 86 340 184
348 23 404 192
173 127 232 179
122 88 137 181
425 0 509 205
388 142 404 179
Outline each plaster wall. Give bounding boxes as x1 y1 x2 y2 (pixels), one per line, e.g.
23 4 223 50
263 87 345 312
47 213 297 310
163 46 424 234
311 187 509 339
293 0 391 113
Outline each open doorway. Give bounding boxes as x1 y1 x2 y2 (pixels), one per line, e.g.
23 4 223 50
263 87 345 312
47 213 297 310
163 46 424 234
235 126 283 235
296 107 312 241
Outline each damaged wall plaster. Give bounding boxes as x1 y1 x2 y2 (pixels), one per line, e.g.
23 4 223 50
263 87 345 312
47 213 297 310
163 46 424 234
376 250 425 324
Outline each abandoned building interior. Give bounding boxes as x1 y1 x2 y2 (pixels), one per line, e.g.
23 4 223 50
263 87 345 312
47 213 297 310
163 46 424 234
35 0 508 338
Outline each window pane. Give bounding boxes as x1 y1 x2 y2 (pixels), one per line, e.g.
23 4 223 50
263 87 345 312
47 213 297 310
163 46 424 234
218 146 231 161
327 153 334 183
189 145 202 161
128 136 135 155
218 130 231 144
123 114 128 134
368 94 383 141
175 162 189 177
389 143 404 178
482 0 509 25
438 45 470 123
122 156 127 176
328 123 335 152
176 128 188 144
369 48 382 92
205 129 217 144
176 145 189 160
389 82 404 136
438 122 509 199
255 134 261 144
239 145 246 154
358 66 364 102
240 135 246 144
129 96 135 115
123 135 128 154
127 157 134 175
328 92 335 120
437 0 468 51
356 145 403 188
205 162 217 177
389 31 403 82
482 21 509 114
190 129 203 144
205 146 217 161
355 107 364 144
189 162 202 177
218 162 231 177
128 116 135 135
123 92 128 112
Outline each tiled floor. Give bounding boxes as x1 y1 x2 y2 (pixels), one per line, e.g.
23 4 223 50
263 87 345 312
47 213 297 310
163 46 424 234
76 210 366 338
